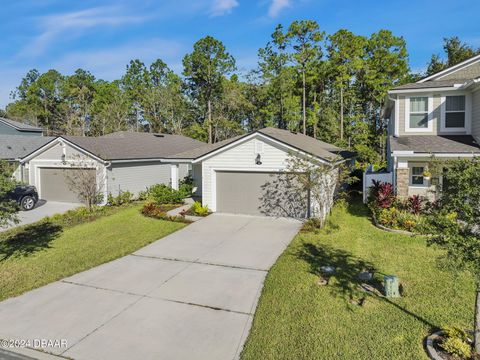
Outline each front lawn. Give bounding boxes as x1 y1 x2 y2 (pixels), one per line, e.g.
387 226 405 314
0 205 185 301
241 199 475 360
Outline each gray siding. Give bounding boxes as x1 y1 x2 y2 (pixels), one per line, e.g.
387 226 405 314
179 163 190 181
397 95 442 135
192 163 202 196
0 122 42 136
439 61 480 81
473 90 480 141
107 162 171 197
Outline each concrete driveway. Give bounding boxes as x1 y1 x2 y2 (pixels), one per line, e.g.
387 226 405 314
0 214 301 360
1 200 80 231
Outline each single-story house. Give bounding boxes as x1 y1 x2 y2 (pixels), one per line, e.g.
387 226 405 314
20 131 204 204
169 127 354 219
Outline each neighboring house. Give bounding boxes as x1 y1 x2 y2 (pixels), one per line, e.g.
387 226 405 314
0 135 54 182
0 118 44 136
20 131 204 204
170 127 354 219
384 54 480 198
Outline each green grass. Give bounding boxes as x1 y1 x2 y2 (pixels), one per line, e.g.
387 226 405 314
241 199 475 360
0 205 185 301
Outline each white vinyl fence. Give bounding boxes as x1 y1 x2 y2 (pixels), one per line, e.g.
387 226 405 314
363 165 393 203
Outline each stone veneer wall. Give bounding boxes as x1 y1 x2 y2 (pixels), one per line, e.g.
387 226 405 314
396 168 409 198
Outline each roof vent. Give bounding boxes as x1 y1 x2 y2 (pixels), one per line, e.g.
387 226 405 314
153 134 165 138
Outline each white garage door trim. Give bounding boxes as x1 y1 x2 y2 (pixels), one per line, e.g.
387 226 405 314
210 167 285 212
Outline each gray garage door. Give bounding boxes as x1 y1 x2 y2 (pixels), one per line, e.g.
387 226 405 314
40 168 95 203
216 171 308 218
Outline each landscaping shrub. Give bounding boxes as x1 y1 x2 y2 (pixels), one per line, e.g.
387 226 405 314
107 191 133 206
186 201 209 216
301 218 323 233
369 180 395 209
145 184 184 205
440 326 472 359
44 205 109 228
406 195 423 215
141 201 190 223
179 176 194 198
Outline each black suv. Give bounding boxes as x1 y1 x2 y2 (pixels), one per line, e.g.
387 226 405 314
9 185 39 211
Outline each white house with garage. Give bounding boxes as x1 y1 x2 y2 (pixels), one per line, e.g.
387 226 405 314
170 127 354 219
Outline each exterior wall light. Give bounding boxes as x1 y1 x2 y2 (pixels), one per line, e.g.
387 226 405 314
255 154 262 165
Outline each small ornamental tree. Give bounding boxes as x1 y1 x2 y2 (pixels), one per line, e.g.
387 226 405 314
0 161 19 227
424 158 480 355
283 154 352 226
63 156 104 210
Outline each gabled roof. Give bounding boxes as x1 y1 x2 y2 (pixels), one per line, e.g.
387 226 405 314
58 131 206 161
0 118 43 132
170 127 354 162
390 79 471 91
389 135 480 154
0 135 54 160
418 54 480 83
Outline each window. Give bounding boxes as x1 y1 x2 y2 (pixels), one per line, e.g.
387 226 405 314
445 95 466 128
409 97 429 129
411 167 424 185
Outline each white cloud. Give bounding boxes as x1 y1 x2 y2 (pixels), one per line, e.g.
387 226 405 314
268 0 291 17
210 0 239 17
51 38 186 80
19 6 147 58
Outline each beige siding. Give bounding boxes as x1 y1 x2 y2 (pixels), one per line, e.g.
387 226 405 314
439 61 480 81
472 90 480 141
35 141 87 160
201 136 292 212
108 162 170 197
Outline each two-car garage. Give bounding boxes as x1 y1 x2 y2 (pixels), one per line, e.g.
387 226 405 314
215 171 308 218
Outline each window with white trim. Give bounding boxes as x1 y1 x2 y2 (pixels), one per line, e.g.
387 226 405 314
409 97 429 129
445 95 466 128
411 166 424 185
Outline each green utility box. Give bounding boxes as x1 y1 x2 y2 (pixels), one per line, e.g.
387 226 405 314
384 275 400 298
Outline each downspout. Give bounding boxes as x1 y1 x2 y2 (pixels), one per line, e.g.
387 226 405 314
103 161 111 205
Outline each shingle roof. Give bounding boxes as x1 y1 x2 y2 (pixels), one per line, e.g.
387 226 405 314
389 135 480 154
390 79 471 91
170 127 354 162
61 131 206 161
0 135 54 160
0 118 43 132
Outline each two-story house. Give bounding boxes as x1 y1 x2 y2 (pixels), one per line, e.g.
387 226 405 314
384 54 480 198
0 118 53 182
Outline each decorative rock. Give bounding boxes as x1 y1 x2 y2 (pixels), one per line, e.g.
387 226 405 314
316 277 329 286
358 271 373 281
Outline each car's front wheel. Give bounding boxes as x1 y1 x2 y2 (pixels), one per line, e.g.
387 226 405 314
21 196 36 211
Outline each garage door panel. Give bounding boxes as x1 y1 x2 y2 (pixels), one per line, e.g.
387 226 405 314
216 171 308 218
40 168 94 203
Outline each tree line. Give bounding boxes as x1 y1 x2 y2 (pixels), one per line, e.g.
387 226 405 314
5 19 479 166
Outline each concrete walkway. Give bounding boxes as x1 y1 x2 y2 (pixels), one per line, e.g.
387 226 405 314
0 214 301 360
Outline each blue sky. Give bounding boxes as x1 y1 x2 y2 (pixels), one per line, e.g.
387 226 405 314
0 0 479 108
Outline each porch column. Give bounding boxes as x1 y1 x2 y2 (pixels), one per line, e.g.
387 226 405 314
395 158 409 198
170 164 179 190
